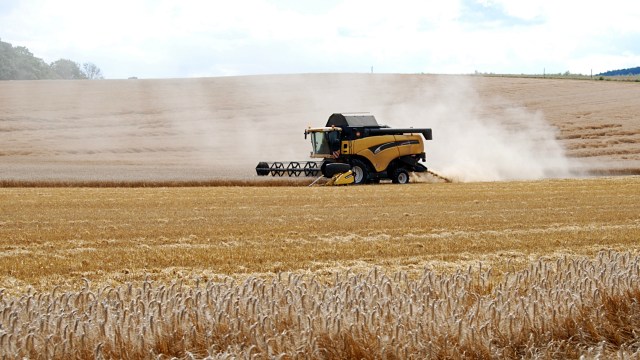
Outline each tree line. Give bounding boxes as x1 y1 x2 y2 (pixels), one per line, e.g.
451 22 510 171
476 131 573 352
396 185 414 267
0 38 103 80
597 66 640 77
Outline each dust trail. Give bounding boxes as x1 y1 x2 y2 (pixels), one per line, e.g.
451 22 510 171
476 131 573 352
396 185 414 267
381 76 574 182
424 170 453 183
0 75 579 182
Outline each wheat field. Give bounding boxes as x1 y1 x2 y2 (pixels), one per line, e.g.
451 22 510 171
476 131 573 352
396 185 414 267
1 177 640 358
2 74 640 182
2 251 640 359
2 177 639 290
2 74 640 358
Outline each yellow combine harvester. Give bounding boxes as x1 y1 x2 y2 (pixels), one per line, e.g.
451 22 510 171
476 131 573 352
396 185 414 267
256 113 432 185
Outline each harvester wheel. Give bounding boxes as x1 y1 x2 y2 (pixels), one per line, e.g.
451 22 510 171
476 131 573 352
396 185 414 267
391 168 410 184
350 159 369 185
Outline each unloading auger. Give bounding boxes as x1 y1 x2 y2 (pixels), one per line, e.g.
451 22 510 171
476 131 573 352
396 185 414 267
256 113 433 185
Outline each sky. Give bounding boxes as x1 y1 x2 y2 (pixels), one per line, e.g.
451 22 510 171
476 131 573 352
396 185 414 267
1 0 639 79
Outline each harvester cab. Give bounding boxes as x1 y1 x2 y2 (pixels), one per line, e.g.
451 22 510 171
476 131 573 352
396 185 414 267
305 127 342 158
256 113 432 185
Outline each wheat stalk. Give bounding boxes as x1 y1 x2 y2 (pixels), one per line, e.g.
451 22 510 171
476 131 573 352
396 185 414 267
2 251 640 358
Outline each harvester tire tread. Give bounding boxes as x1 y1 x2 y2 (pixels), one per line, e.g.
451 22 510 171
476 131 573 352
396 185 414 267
391 168 410 184
350 159 369 185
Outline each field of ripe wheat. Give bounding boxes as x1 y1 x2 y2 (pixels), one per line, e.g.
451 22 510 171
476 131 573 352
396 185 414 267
1 177 640 358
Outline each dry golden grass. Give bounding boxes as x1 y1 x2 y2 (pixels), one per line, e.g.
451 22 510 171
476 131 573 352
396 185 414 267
2 74 639 358
2 251 640 359
475 77 640 169
1 177 639 292
1 75 640 182
1 177 640 358
0 178 314 188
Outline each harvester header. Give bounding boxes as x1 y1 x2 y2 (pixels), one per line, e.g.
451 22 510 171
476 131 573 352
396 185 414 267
257 113 432 185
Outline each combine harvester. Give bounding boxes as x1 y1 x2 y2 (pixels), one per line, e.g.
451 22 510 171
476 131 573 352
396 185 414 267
256 113 434 185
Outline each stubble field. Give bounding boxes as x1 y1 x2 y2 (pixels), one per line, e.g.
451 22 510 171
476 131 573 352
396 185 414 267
1 74 640 358
2 176 640 358
1 74 640 182
2 178 640 290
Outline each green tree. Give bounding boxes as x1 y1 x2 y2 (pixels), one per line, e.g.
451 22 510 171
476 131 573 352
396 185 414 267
14 46 51 79
82 62 103 79
0 39 53 79
0 39 18 79
0 39 102 80
50 59 86 79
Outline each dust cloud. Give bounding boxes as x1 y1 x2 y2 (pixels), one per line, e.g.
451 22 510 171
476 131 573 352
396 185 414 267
1 74 577 182
380 76 574 182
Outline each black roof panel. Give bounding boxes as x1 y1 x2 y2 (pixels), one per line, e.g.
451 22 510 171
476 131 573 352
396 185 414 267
326 113 379 127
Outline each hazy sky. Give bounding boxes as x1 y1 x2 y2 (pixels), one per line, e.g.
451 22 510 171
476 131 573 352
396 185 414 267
1 0 639 79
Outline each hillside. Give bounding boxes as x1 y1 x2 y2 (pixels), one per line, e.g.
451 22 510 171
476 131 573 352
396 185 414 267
598 66 640 77
0 74 639 182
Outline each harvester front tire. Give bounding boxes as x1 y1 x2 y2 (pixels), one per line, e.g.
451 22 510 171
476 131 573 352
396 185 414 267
350 159 369 185
391 168 410 184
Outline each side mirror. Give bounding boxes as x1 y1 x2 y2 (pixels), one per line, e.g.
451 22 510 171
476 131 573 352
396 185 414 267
323 163 351 177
